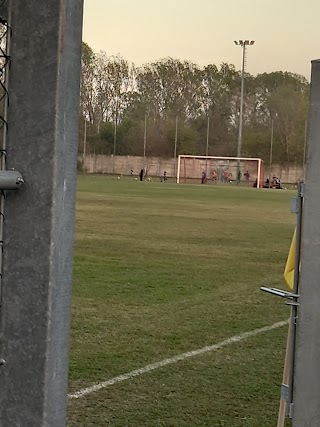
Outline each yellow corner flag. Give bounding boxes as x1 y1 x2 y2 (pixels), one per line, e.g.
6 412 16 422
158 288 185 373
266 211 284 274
284 229 296 291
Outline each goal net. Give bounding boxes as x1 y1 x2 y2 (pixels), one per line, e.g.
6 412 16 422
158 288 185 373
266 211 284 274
177 155 264 188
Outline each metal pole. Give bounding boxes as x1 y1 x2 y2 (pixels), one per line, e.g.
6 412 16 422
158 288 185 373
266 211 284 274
113 118 117 156
143 114 147 167
269 119 274 188
83 117 87 173
236 43 246 184
303 119 307 180
113 117 117 175
206 115 210 157
0 1 83 425
286 182 303 419
0 1 10 307
292 59 320 426
174 116 178 178
206 116 210 176
174 116 178 160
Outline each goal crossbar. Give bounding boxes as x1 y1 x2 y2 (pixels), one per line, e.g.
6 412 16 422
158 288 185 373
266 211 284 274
178 155 262 161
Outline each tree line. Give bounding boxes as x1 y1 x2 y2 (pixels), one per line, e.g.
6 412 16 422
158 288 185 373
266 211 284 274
80 42 309 165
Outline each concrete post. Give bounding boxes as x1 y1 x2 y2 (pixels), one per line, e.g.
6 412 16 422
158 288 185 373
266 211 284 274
292 59 320 426
0 1 83 425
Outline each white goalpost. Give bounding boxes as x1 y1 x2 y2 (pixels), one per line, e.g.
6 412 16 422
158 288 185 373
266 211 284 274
177 155 264 188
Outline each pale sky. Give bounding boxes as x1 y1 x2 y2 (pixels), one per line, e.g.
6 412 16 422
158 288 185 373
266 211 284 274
83 0 320 78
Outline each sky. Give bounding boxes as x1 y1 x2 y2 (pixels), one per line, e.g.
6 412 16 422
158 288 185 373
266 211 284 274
83 0 320 78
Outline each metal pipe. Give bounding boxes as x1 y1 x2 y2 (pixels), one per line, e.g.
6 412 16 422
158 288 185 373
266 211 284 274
174 116 178 160
287 182 303 417
237 43 246 160
206 115 210 157
113 117 117 156
303 119 307 180
234 40 255 184
269 119 274 188
143 114 147 166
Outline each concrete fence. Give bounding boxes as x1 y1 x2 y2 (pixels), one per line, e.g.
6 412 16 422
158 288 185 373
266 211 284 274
81 154 304 184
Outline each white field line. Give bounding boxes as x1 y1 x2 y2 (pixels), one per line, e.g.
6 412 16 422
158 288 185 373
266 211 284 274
68 319 288 400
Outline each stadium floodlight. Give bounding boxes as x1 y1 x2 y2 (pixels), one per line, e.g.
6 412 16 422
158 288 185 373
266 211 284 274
234 40 255 47
234 40 255 184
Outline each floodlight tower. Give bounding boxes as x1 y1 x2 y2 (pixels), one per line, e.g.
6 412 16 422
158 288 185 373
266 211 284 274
234 40 255 183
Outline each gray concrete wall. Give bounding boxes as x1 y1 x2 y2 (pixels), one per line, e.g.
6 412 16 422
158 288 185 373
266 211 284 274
82 154 304 183
82 155 177 177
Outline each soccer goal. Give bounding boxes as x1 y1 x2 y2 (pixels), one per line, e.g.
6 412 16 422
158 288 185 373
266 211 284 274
177 155 264 188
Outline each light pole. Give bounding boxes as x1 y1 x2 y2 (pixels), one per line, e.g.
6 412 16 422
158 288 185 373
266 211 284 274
303 119 307 180
174 116 178 160
206 115 210 157
113 116 117 176
234 40 255 183
206 115 210 175
113 117 117 156
143 114 147 166
83 117 87 174
174 116 178 177
269 119 274 188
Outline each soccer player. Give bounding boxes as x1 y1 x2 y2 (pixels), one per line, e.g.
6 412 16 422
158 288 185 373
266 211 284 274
212 170 217 183
201 170 207 184
160 171 168 182
223 169 229 183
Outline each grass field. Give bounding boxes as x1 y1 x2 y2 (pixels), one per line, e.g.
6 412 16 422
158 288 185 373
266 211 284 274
67 176 295 426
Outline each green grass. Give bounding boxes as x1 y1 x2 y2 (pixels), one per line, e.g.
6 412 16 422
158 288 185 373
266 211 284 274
68 176 295 426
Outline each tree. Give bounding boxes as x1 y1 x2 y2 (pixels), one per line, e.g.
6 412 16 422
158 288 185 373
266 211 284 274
94 53 135 126
136 58 203 120
79 43 310 164
80 42 98 125
267 85 308 164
